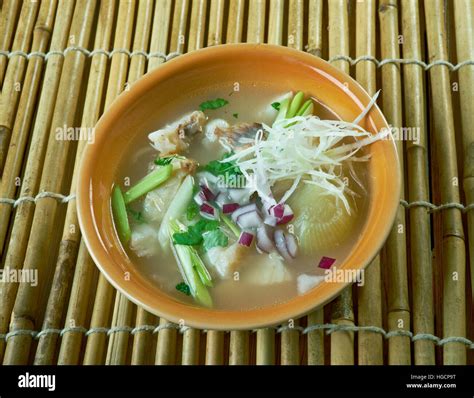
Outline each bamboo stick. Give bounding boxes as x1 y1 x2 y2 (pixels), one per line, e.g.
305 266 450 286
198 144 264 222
453 0 474 312
82 0 137 365
130 0 172 365
2 0 97 366
400 0 435 365
378 0 411 365
355 0 383 365
226 0 245 44
326 0 355 366
205 331 224 365
153 1 191 366
306 310 324 365
288 0 303 49
54 0 115 366
247 0 266 43
425 0 466 365
307 0 323 57
280 321 300 365
425 0 467 365
268 0 284 45
170 0 189 54
0 0 39 246
0 0 75 364
207 0 224 47
229 331 249 365
0 0 21 85
188 0 207 52
105 0 154 366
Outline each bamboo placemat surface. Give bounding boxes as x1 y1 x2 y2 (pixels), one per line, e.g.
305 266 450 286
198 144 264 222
0 0 473 365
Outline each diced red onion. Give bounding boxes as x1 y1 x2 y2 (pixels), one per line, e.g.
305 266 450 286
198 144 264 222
231 203 258 222
285 232 298 258
200 203 218 220
222 203 239 214
275 204 294 225
274 229 292 261
194 191 206 205
238 231 254 247
200 184 215 201
256 225 275 253
318 256 336 269
236 211 262 229
271 203 285 218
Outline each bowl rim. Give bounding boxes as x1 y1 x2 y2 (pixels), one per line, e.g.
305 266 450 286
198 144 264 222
77 43 401 330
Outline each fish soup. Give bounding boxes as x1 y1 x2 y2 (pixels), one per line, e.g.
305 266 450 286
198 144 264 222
112 83 383 311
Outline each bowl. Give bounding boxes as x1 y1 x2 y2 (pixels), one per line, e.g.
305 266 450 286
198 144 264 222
77 43 400 330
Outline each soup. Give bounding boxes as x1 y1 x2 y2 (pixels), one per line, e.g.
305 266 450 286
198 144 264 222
111 83 384 311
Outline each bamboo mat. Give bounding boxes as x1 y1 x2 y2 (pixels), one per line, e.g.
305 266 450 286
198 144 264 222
0 0 473 366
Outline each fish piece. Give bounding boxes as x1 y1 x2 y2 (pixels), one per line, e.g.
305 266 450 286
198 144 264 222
205 242 248 279
148 111 206 155
296 274 324 295
214 122 266 150
130 224 160 257
242 251 291 285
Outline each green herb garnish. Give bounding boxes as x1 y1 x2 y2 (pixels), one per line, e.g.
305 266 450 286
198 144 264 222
176 282 191 296
202 229 229 251
204 152 243 178
172 218 220 246
232 113 239 119
271 102 280 111
186 200 200 221
199 98 229 111
127 208 145 223
111 186 131 244
154 155 176 166
123 164 172 204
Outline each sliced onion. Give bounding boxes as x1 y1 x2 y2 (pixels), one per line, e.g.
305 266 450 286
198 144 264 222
231 203 258 222
274 229 292 261
285 232 298 258
214 191 228 206
222 203 239 214
256 225 275 253
200 203 218 220
236 210 262 229
238 231 254 247
264 214 278 227
200 184 215 201
228 188 252 204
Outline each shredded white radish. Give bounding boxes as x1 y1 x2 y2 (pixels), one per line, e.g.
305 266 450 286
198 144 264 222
222 92 389 214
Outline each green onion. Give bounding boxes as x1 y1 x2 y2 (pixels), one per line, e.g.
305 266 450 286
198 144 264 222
123 164 172 204
296 99 314 116
169 219 213 307
111 186 131 244
220 212 240 238
286 91 305 118
274 98 291 125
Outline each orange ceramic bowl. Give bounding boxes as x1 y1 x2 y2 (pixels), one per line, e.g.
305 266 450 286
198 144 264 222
77 44 400 330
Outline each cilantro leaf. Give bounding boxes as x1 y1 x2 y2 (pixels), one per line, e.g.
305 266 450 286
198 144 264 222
204 152 243 178
127 208 145 223
202 229 228 251
176 282 191 296
186 200 200 221
154 155 175 166
232 113 239 119
172 218 219 246
271 102 281 111
199 98 229 111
